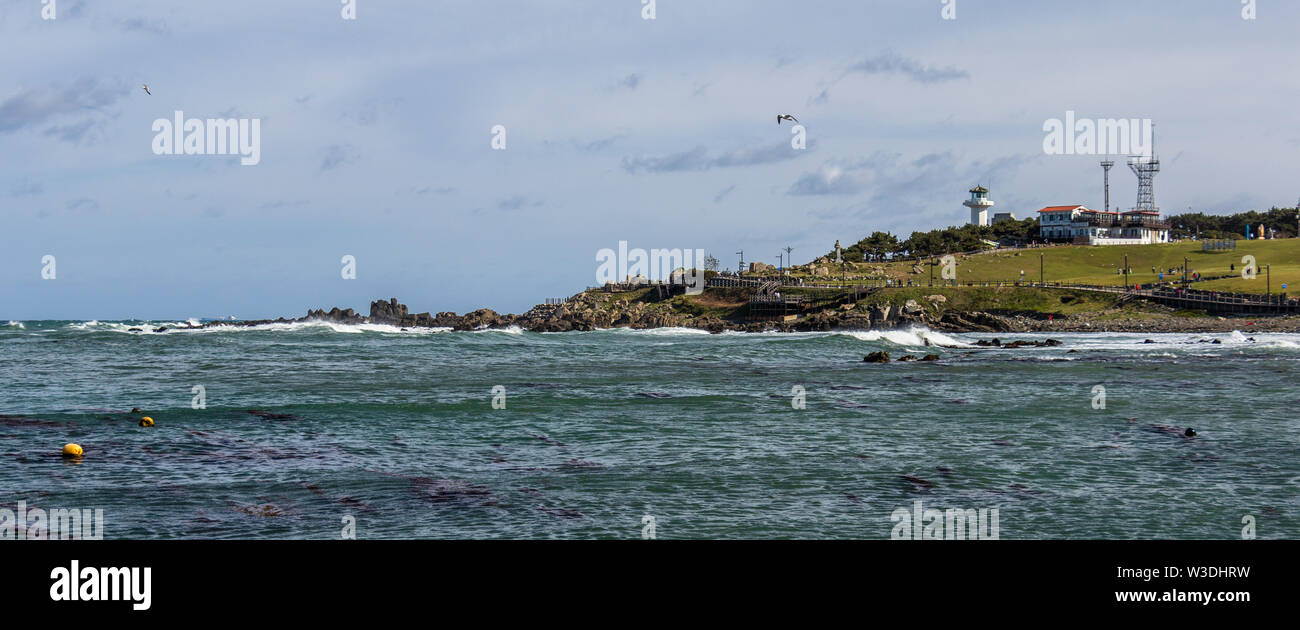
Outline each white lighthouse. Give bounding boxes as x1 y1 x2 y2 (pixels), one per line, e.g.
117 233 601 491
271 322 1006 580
964 185 994 227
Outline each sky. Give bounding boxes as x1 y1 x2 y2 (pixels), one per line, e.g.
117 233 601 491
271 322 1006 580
2 0 1298 319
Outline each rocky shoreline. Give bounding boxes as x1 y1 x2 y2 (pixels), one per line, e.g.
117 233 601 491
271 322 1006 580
164 295 1300 335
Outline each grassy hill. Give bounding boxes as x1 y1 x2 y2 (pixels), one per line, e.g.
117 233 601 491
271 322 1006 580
780 239 1300 295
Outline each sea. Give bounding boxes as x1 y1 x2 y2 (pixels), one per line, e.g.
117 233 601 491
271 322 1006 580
1 319 1296 539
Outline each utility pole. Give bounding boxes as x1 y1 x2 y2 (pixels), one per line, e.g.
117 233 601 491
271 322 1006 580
777 252 784 275
1183 257 1189 287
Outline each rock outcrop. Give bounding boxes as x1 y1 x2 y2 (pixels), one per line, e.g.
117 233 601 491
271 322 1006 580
369 298 408 323
188 289 1300 336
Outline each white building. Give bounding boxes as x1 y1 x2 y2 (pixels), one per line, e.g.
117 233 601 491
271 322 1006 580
964 186 994 227
1037 205 1170 245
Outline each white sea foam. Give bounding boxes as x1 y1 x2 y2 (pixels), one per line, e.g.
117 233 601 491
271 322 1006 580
604 326 712 336
637 326 712 336
69 319 452 335
205 320 452 335
843 327 975 348
5 321 23 329
472 325 524 335
980 330 1300 353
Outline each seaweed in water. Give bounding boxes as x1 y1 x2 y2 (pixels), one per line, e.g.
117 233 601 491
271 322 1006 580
901 474 934 490
246 409 300 421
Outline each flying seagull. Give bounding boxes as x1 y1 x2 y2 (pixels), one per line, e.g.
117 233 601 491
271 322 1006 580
141 84 151 95
776 114 798 125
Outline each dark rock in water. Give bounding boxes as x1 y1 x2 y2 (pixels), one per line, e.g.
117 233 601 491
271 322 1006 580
130 407 143 414
369 298 408 323
1002 338 1063 349
897 355 917 362
975 338 1001 347
920 354 940 361
305 305 365 325
1143 339 1156 344
153 327 168 333
1212 339 1222 344
1067 349 1079 353
128 328 142 332
457 308 507 330
863 351 891 363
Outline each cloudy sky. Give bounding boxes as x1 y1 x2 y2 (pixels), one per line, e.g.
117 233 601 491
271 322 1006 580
2 0 1297 319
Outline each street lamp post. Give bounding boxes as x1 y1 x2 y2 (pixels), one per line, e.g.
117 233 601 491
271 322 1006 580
1040 253 1044 285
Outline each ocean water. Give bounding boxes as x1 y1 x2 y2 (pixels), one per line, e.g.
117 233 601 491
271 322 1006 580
1 319 1296 540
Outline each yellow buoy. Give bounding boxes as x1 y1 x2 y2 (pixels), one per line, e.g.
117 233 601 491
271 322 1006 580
61 443 83 458
139 416 155 427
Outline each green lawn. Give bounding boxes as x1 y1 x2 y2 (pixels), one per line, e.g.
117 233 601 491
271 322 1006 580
782 239 1300 295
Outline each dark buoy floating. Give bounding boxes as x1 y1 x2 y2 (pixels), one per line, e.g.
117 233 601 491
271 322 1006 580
130 407 143 414
1184 428 1197 437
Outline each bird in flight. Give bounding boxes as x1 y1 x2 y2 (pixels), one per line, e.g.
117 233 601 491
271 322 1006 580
776 114 798 125
142 84 151 96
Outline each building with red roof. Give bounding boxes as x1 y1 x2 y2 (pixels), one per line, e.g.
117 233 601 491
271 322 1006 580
1038 205 1169 245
